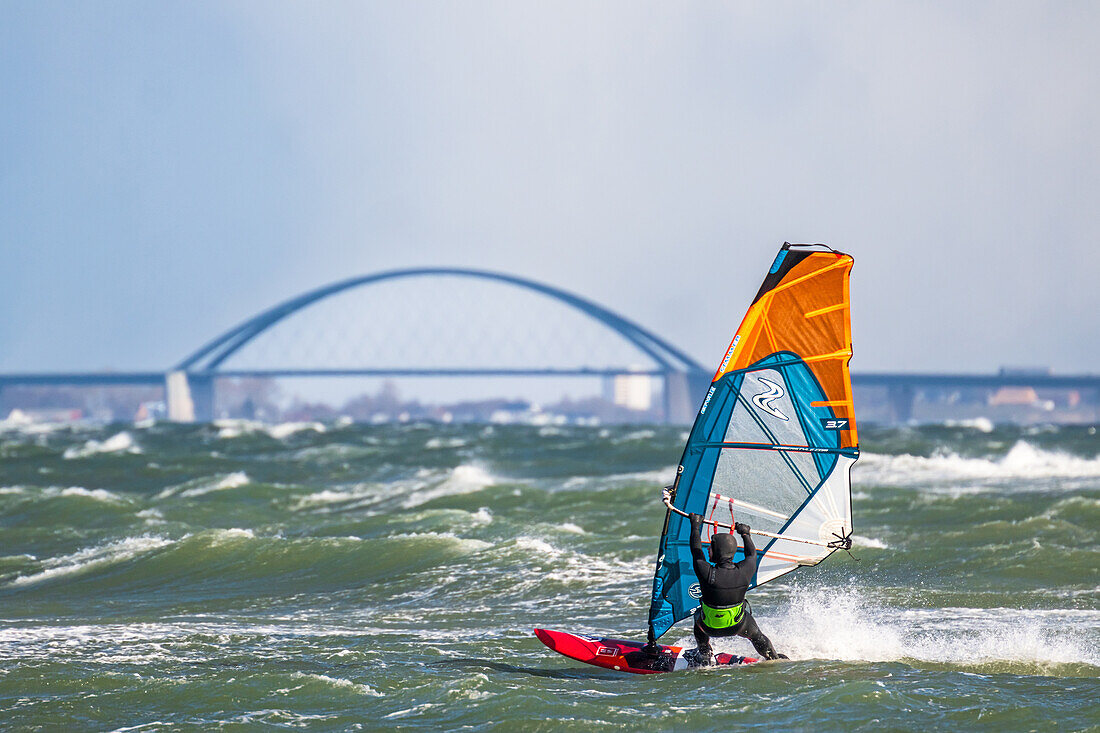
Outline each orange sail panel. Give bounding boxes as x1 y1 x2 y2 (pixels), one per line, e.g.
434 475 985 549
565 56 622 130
714 249 857 448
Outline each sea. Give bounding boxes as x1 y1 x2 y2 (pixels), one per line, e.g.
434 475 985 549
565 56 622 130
1 420 1097 731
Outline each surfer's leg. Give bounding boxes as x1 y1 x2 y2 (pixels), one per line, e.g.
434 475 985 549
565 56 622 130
691 611 715 665
736 612 782 660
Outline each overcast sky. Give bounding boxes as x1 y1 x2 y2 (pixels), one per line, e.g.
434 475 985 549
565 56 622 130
2 1 1098 376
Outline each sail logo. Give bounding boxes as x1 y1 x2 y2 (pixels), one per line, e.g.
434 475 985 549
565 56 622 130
821 418 849 431
751 377 789 421
717 335 741 374
699 385 716 414
688 583 702 599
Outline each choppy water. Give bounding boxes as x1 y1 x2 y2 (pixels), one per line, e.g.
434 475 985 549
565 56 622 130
1 420 1097 731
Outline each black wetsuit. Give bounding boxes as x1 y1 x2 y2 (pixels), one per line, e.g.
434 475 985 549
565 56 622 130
689 513 780 660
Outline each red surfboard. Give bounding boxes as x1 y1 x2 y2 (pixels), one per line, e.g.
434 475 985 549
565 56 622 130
533 628 758 674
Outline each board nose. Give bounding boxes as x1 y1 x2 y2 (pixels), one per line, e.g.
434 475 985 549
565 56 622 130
532 628 557 650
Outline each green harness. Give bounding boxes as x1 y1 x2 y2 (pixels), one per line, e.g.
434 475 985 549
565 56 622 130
700 601 745 629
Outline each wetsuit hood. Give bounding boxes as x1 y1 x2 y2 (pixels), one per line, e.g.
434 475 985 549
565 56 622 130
709 533 739 566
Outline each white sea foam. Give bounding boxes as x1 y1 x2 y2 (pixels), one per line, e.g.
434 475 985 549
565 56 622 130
1 486 126 503
561 466 678 491
613 467 678 485
0 412 71 434
293 489 362 507
425 437 466 449
509 536 646 587
57 487 125 503
179 471 251 498
851 535 888 549
267 421 326 440
514 536 557 555
384 703 438 720
8 535 173 587
156 471 252 500
943 417 995 433
136 508 164 525
0 620 377 652
855 440 1100 490
557 523 588 534
63 431 140 459
213 419 326 440
292 672 383 696
0 410 34 428
446 672 493 701
294 467 499 513
400 464 498 508
206 528 256 544
214 419 263 438
290 483 384 511
391 531 492 553
613 429 656 443
1043 495 1100 520
691 587 1100 669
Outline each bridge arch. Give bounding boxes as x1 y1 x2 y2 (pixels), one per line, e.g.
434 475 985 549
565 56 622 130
178 267 706 377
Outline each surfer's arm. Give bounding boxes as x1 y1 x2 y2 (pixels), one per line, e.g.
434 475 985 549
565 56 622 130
688 513 710 577
734 522 758 576
735 522 756 560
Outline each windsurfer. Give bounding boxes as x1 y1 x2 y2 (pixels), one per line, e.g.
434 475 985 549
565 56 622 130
687 511 787 665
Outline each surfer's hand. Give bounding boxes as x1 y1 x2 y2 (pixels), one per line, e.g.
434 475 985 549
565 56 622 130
689 512 703 526
735 522 751 535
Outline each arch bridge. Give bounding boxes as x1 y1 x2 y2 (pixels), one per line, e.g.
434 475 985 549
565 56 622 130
168 267 711 421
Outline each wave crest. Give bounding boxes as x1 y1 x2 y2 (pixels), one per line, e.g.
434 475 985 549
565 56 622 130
694 587 1100 672
63 431 140 459
856 441 1100 490
8 535 173 587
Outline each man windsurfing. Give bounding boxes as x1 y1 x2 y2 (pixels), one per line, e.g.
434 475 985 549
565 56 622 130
686 510 787 665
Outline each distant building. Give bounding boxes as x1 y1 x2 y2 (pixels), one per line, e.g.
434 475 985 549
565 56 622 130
988 386 1053 410
613 371 652 411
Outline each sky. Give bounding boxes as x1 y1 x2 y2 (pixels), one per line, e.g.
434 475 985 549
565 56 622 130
2 1 1098 379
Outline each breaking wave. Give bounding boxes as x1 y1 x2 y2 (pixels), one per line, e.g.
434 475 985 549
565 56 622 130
855 440 1100 490
178 471 251 498
155 472 252 500
399 464 501 508
214 419 326 440
692 586 1100 674
62 431 140 459
8 535 173 587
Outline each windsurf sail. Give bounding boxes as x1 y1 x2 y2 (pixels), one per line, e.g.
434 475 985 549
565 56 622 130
647 243 859 642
